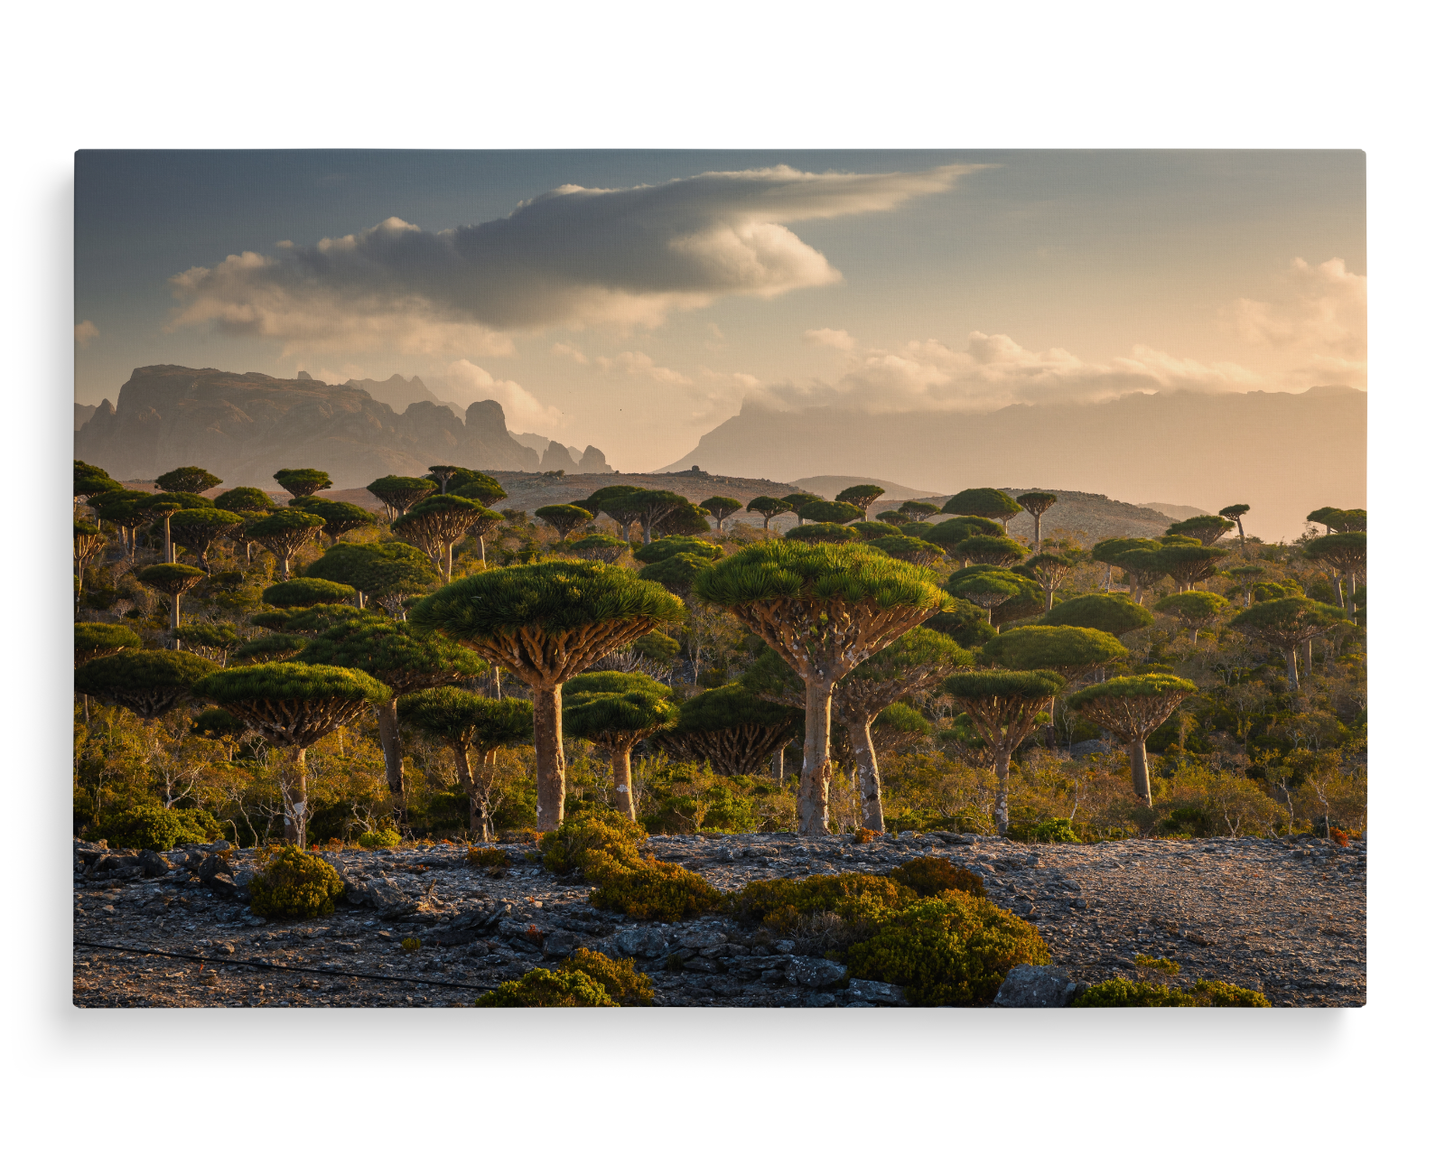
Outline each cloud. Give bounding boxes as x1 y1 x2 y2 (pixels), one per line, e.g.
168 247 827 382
803 327 855 351
436 360 563 432
1222 257 1366 389
74 320 99 348
551 342 590 364
165 165 979 351
594 351 692 385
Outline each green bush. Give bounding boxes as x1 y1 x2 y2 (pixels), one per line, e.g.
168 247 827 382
468 846 509 869
474 968 616 1007
1134 954 1181 976
587 858 724 923
846 891 1052 1006
1073 977 1271 1007
93 804 223 851
358 828 402 848
559 948 654 1006
729 872 916 932
1154 804 1222 839
247 845 346 919
889 856 987 898
540 812 647 875
1011 817 1084 844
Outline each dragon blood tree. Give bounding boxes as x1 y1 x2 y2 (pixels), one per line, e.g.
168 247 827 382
947 573 1018 626
247 509 325 578
561 672 678 821
273 468 331 501
74 521 106 603
289 498 377 545
534 504 595 541
581 484 643 524
411 560 686 830
155 466 222 494
798 500 865 526
942 670 1065 835
1304 531 1366 614
567 535 629 563
699 496 744 532
398 688 532 840
942 488 1024 534
1154 591 1232 643
1230 597 1350 690
1166 515 1234 547
867 535 945 568
367 475 438 522
1015 492 1058 549
168 508 243 571
451 474 509 508
75 649 219 720
745 628 968 832
1040 593 1153 638
836 484 886 520
600 489 693 545
694 540 949 834
296 619 488 829
654 682 801 777
305 541 439 612
262 577 359 609
392 494 489 581
74 623 142 667
1219 504 1251 550
745 496 789 531
1023 552 1073 610
1067 674 1196 805
137 563 207 644
194 663 389 845
1156 543 1229 593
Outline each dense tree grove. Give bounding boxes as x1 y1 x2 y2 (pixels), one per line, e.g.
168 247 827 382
72 459 1366 851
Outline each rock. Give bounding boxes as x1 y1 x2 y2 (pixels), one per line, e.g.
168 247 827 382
677 927 729 950
846 979 909 1007
598 927 669 960
773 939 797 955
198 854 228 881
786 957 849 990
205 873 240 900
803 992 837 1008
542 930 581 958
992 964 1078 1008
138 849 170 877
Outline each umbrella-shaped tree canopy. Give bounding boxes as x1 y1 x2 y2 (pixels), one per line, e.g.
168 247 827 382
75 649 219 719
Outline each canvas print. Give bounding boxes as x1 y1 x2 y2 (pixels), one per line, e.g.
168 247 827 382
72 150 1365 1009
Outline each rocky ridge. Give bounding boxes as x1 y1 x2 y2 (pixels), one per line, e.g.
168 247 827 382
72 830 1364 1009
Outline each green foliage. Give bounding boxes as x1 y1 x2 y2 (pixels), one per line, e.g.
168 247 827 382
941 488 1023 521
299 619 488 689
247 508 326 542
358 828 402 848
699 496 744 527
468 845 509 868
262 578 358 608
671 682 801 735
695 540 948 612
924 604 997 648
540 811 649 875
1073 977 1270 1007
896 501 942 521
174 622 240 650
1067 673 1198 712
191 707 248 738
633 631 682 663
921 516 1004 549
730 871 916 930
450 475 508 506
875 702 933 736
1155 591 1232 629
272 468 331 499
785 523 859 543
567 534 629 562
889 856 986 898
1041 593 1153 636
74 459 117 498
854 521 903 541
1134 953 1181 975
412 559 686 643
137 563 207 595
74 650 220 718
579 484 644 517
846 890 1050 1006
798 500 864 524
247 845 346 919
558 948 655 1005
139 491 215 513
867 535 945 565
401 936 422 952
980 625 1129 676
1015 492 1058 517
836 484 886 510
234 634 306 664
1230 597 1350 645
639 552 717 593
632 536 723 564
534 504 595 537
474 968 615 1007
194 662 391 706
562 682 677 743
305 541 439 601
1009 817 1082 843
75 623 142 664
155 466 222 494
952 535 1029 567
289 498 377 538
399 687 532 748
1166 515 1233 545
214 486 278 514
93 803 223 851
780 492 822 512
943 669 1066 702
745 495 790 524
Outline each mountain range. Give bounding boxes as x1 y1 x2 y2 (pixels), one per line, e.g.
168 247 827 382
74 365 614 489
660 387 1365 542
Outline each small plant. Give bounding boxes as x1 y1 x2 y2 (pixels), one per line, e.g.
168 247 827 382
468 846 509 871
587 858 724 922
1073 977 1270 1007
889 856 987 899
525 924 546 947
1134 953 1181 976
358 828 402 849
401 937 422 953
247 845 346 919
1012 817 1083 844
853 828 879 845
540 812 646 876
558 949 654 1006
92 804 223 852
1329 827 1350 847
474 968 616 1007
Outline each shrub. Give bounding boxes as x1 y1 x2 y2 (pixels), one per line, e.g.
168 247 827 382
846 891 1052 1006
1073 977 1270 1007
729 872 916 932
474 968 616 1007
401 937 422 952
540 812 647 875
247 845 346 919
853 828 879 845
468 846 509 869
93 804 223 851
358 828 402 848
890 856 987 899
1011 817 1083 844
587 858 724 923
558 948 654 1006
1134 954 1181 976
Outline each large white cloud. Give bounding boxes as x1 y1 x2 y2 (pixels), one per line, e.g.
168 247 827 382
436 360 563 432
166 165 978 354
1222 257 1366 389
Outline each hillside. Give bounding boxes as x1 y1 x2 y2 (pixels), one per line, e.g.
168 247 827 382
658 387 1365 542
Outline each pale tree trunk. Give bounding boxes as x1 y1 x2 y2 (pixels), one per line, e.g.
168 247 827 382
1284 647 1300 691
1128 573 1139 602
493 667 502 700
375 698 408 830
1045 588 1056 611
475 535 487 566
356 589 366 609
533 683 567 831
1102 563 1112 592
444 541 454 582
1303 638 1313 679
1190 626 1200 644
281 746 308 846
453 742 493 841
993 742 1012 836
1127 738 1152 806
1033 513 1043 549
163 516 173 564
171 593 182 649
797 678 834 835
850 716 885 833
772 745 785 787
610 745 635 822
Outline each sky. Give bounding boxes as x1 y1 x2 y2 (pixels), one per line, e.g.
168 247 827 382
75 150 1365 473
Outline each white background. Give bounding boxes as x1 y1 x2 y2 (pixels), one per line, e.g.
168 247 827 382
4 1 1438 1150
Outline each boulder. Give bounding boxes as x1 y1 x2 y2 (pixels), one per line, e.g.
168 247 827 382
542 930 581 958
992 964 1078 1008
597 926 669 960
138 849 170 877
845 978 909 1007
786 956 849 990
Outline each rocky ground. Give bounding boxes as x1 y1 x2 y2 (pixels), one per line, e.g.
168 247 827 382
71 830 1365 1009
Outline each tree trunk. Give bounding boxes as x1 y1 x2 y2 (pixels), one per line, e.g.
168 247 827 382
356 589 366 609
171 593 182 648
992 742 1011 836
772 744 785 787
1102 563 1111 592
1303 638 1313 679
611 744 635 822
281 746 308 846
850 716 885 833
1127 738 1152 806
493 666 502 700
1285 647 1300 691
1128 573 1139 602
1033 513 1043 549
444 541 454 582
797 678 834 835
453 742 493 841
1045 588 1055 611
533 683 566 831
162 516 173 564
1235 519 1247 555
279 550 291 579
475 535 487 566
375 698 407 830
1190 627 1199 644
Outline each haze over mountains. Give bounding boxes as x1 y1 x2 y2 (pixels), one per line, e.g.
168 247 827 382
661 387 1364 542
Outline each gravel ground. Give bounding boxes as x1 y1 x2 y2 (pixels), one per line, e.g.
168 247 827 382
71 830 1364 1008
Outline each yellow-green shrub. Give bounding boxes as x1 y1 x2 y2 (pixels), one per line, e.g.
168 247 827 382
474 969 616 1007
248 846 345 919
358 828 402 848
541 812 646 875
559 948 654 1006
467 846 509 869
587 857 723 922
846 891 1051 1006
1073 977 1271 1007
729 872 916 930
889 856 986 899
